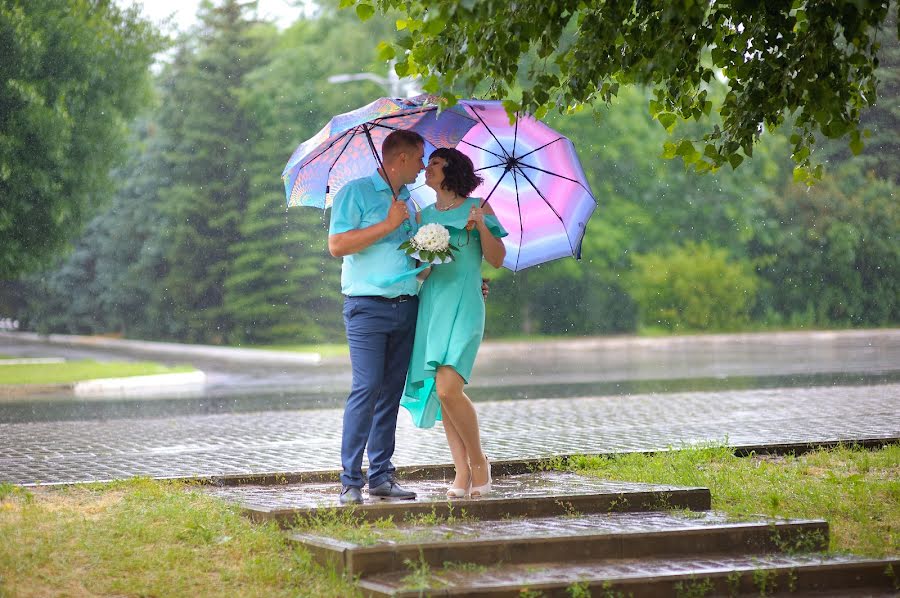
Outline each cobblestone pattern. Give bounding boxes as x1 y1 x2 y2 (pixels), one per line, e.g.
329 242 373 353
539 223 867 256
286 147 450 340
2 384 898 485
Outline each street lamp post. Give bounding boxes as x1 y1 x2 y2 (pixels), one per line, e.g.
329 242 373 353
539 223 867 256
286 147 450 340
327 59 422 98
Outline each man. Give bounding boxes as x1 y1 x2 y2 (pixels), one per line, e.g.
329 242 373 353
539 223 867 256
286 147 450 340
328 130 425 505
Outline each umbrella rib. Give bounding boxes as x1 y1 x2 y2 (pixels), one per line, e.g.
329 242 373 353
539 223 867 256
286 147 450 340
516 166 576 258
368 120 445 149
325 126 361 181
513 169 523 271
376 105 478 124
512 116 519 158
516 136 565 161
480 167 510 209
468 108 512 159
362 123 398 199
475 161 508 172
516 162 595 194
460 139 508 162
291 128 353 175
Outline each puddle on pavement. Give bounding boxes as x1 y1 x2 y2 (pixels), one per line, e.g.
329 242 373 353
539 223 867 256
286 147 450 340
290 510 805 547
202 471 694 511
1 370 898 424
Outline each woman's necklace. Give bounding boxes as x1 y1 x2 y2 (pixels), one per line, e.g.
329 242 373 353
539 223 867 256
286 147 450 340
435 195 463 211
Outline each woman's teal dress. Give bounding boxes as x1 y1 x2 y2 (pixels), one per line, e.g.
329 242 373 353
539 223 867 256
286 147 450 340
400 198 508 428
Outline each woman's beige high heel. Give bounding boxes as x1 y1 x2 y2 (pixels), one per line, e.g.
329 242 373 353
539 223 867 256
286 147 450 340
446 467 471 499
469 456 492 498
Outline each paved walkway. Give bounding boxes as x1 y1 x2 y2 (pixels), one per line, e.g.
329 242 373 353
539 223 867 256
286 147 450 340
2 383 898 486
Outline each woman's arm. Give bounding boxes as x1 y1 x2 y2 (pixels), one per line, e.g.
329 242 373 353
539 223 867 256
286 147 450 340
474 202 506 269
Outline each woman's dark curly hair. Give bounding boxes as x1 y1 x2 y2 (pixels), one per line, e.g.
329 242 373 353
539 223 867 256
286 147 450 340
430 147 483 197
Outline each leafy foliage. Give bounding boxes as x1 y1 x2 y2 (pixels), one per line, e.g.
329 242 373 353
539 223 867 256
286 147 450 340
5 1 897 342
625 242 759 331
0 0 164 278
352 0 897 181
749 166 900 326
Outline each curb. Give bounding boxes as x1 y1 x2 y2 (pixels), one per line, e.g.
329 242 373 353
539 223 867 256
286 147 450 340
18 437 899 488
74 371 208 398
1 371 209 399
0 331 321 366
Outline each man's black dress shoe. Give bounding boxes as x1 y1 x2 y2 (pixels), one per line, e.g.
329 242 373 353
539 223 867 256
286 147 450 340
369 479 416 500
339 485 363 505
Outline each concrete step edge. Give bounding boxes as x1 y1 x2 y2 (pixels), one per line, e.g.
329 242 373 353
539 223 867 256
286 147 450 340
359 556 900 598
292 519 829 577
245 487 712 526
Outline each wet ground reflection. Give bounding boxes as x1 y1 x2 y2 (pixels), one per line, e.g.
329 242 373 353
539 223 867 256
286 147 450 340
2 370 898 424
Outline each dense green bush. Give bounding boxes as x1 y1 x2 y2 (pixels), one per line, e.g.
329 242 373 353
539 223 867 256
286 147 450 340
626 242 760 331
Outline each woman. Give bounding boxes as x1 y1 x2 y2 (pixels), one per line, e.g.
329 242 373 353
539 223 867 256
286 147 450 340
400 147 507 498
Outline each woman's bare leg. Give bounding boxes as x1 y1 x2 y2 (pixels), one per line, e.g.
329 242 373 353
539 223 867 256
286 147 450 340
435 366 488 487
440 409 470 489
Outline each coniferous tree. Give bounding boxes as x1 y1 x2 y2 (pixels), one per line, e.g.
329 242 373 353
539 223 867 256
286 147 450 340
157 0 267 343
226 8 398 344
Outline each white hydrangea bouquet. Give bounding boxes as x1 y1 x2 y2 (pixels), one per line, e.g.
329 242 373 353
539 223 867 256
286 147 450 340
399 223 458 264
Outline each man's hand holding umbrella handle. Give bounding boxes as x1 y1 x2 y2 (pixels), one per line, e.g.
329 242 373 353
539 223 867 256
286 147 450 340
385 199 410 230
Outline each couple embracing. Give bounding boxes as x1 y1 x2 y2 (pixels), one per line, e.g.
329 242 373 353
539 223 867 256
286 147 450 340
328 130 508 505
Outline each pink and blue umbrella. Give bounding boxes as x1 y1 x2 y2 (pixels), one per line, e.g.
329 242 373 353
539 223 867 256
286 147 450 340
282 96 596 271
408 99 597 271
281 96 476 209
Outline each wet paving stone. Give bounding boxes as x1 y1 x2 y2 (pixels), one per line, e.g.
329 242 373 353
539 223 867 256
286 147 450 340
293 510 818 547
203 471 712 525
290 509 830 578
2 383 899 485
359 553 900 597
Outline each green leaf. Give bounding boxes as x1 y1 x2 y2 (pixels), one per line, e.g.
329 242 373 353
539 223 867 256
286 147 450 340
503 100 522 116
675 140 698 163
376 41 395 61
422 75 439 94
356 3 375 21
339 0 355 8
424 18 446 35
661 141 678 160
396 18 408 30
727 153 744 169
849 131 864 156
657 113 677 132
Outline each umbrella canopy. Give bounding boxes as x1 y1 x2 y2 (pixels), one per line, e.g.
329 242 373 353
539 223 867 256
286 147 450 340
408 99 597 271
281 96 477 209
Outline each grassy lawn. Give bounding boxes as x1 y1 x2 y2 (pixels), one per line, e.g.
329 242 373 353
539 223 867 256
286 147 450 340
563 443 900 557
0 479 357 598
0 445 895 596
0 360 195 385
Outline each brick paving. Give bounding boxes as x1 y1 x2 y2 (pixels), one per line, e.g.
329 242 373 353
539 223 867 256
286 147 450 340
1 383 898 485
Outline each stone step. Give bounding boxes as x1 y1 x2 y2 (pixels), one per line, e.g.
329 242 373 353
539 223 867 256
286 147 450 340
290 510 829 577
358 554 900 597
204 471 710 526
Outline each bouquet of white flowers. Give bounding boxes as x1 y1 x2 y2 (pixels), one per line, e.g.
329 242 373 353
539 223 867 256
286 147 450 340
399 223 457 264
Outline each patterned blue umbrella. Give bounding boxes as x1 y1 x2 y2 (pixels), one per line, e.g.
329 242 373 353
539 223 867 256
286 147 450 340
281 96 477 209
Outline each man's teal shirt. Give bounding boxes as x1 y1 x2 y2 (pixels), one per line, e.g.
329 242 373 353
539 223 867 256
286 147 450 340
329 172 419 298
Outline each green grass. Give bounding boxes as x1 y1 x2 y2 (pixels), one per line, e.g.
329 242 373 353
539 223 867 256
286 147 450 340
563 443 900 557
1 446 896 596
0 360 196 385
0 478 358 598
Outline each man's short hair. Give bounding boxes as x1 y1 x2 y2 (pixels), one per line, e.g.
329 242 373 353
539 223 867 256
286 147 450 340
382 130 425 161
